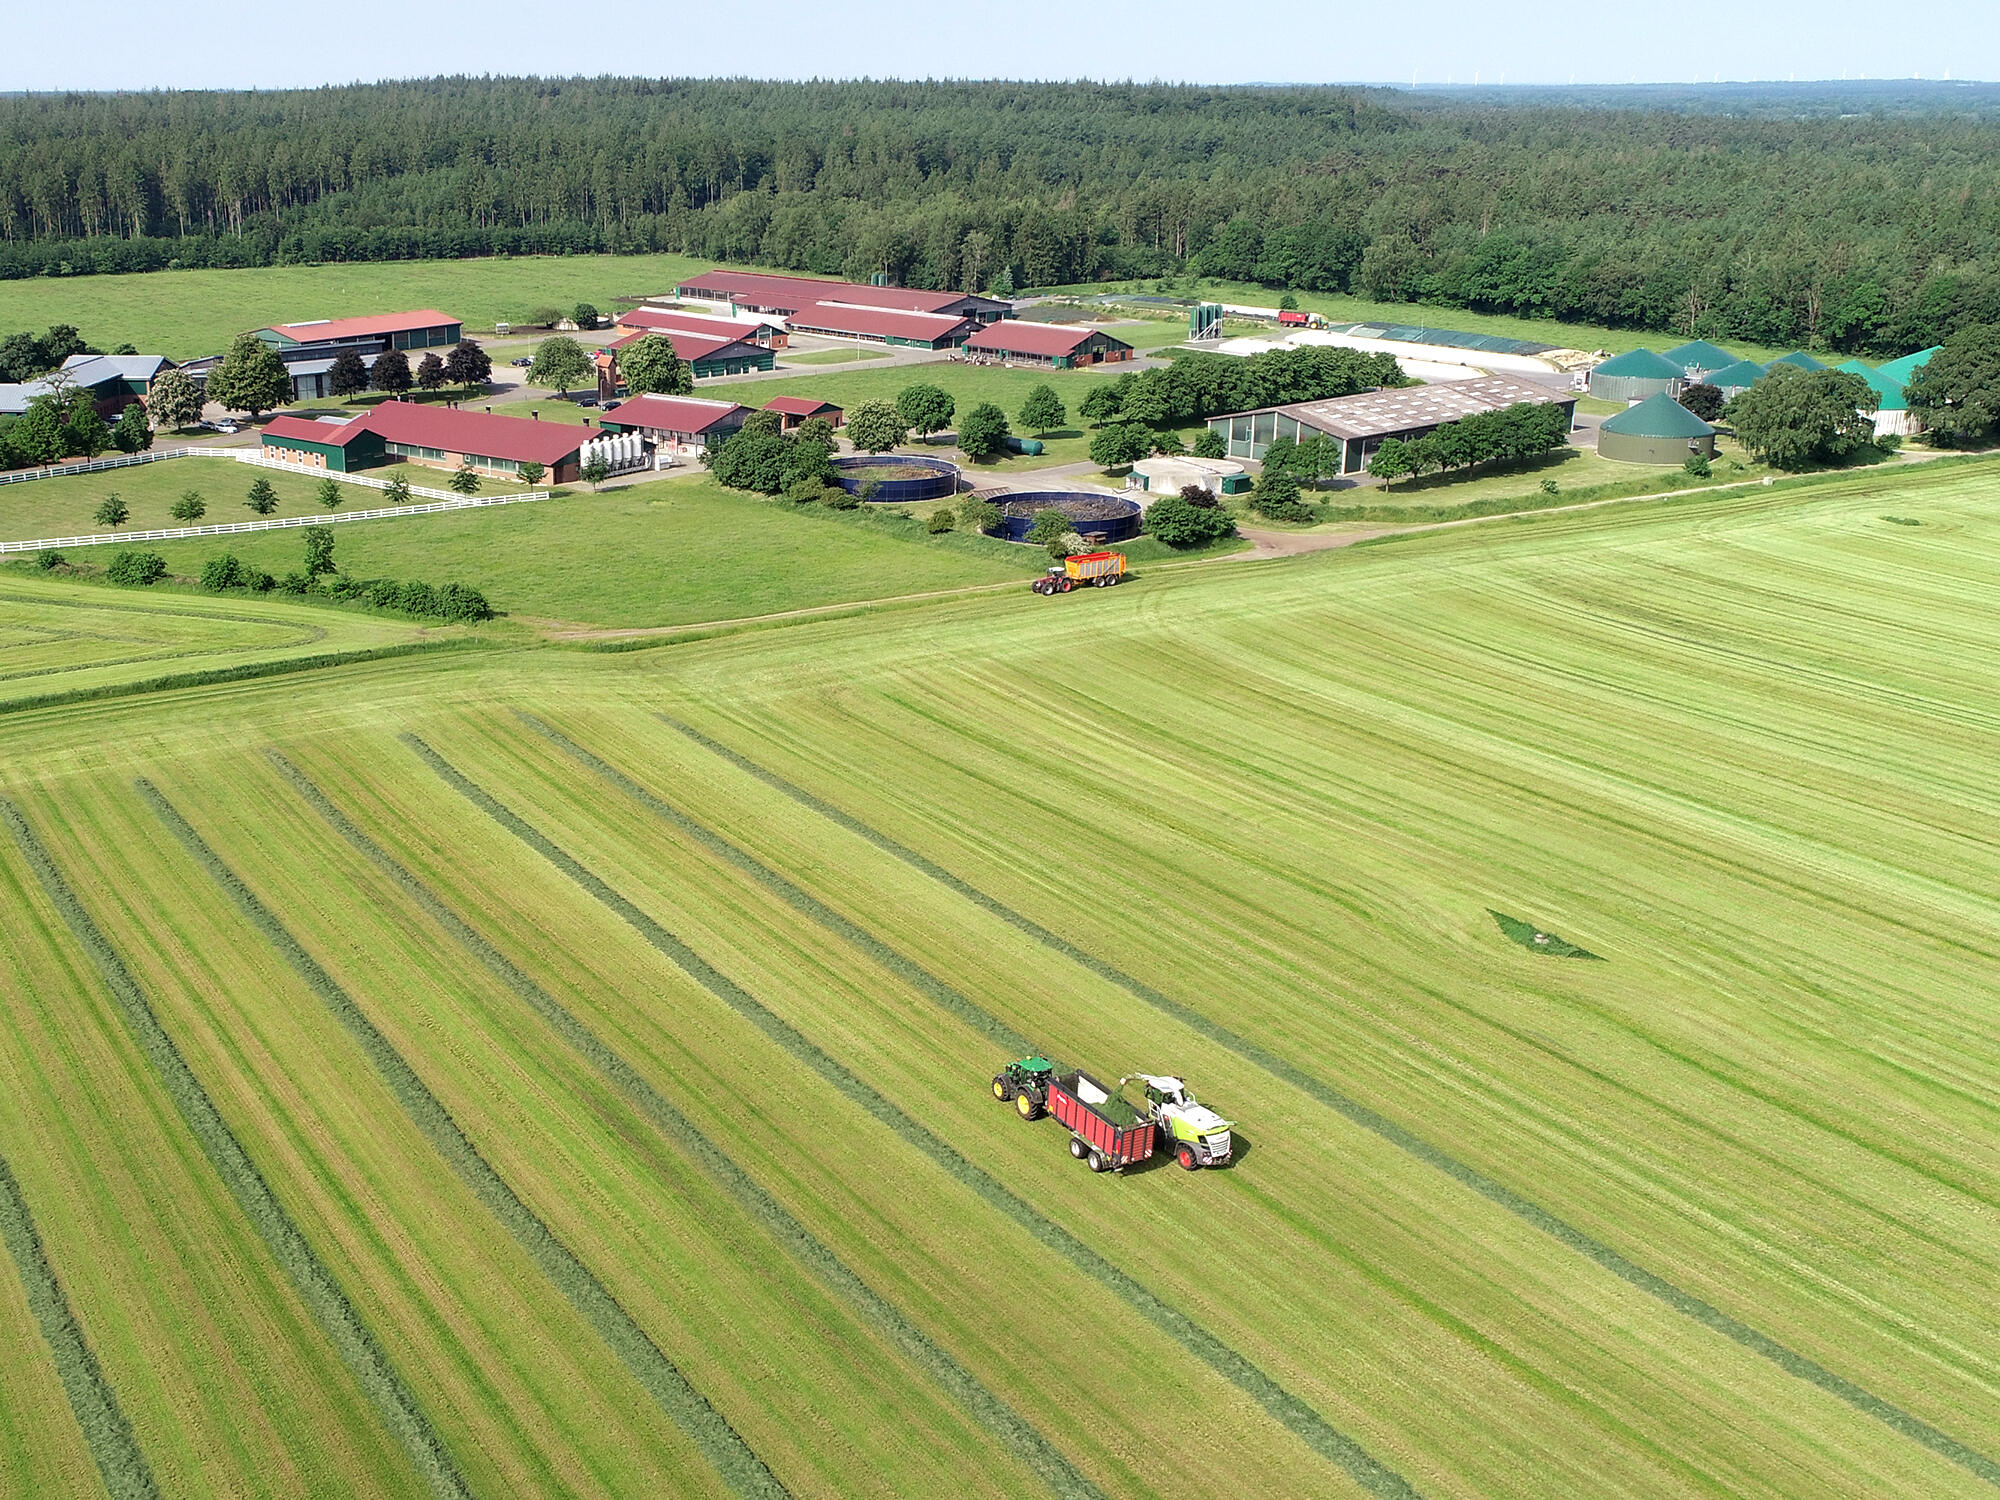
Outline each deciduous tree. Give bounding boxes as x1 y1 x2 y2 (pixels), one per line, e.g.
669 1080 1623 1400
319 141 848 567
205 332 292 417
957 402 1010 459
1018 384 1066 434
620 335 692 395
845 399 908 453
528 336 591 390
896 383 955 436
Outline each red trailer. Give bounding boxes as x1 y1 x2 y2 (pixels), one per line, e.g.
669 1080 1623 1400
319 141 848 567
1048 1070 1157 1172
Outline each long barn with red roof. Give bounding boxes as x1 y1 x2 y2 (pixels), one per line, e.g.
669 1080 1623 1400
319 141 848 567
964 320 1134 369
260 399 587 482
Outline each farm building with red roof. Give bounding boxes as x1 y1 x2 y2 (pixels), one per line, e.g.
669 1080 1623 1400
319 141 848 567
258 310 463 349
605 326 775 377
964 321 1134 369
784 302 978 349
237 309 467 400
675 269 1009 324
597 394 752 457
615 305 785 348
259 400 586 481
763 396 844 429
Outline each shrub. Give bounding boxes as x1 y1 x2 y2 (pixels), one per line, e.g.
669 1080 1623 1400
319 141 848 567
1684 451 1713 477
303 525 335 578
200 553 247 590
434 582 494 622
959 496 1001 533
573 302 601 329
112 401 153 454
1540 478 1559 496
1876 432 1903 452
277 570 310 594
170 489 206 521
1143 492 1236 548
1088 422 1151 470
1679 383 1725 422
105 549 166 586
32 548 63 570
1189 427 1228 459
821 484 861 510
399 581 441 617
516 461 545 486
1026 508 1077 558
93 492 128 528
448 463 481 495
785 475 831 504
1252 469 1313 522
926 507 956 533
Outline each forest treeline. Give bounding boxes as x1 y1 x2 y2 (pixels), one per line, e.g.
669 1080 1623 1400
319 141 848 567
5 78 2000 354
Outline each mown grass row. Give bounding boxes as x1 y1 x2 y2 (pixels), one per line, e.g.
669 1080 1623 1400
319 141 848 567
0 797 471 1500
269 748 1108 1500
0 640 491 716
0 1147 157 1500
134 777 792 1500
657 715 2000 1491
402 731 1425 1500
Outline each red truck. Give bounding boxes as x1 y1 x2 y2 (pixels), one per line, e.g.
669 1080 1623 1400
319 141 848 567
1048 1069 1157 1173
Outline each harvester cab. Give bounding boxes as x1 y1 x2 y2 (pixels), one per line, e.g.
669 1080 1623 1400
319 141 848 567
1128 1075 1234 1170
992 1056 1058 1120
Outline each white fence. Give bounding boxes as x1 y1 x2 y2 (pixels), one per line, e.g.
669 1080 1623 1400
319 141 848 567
0 448 552 553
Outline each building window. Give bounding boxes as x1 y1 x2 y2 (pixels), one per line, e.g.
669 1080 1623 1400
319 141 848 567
386 441 446 461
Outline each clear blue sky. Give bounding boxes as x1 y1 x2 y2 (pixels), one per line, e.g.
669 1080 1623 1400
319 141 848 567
4 0 1994 92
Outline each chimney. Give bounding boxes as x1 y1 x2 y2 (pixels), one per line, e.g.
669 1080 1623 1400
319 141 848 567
532 411 538 420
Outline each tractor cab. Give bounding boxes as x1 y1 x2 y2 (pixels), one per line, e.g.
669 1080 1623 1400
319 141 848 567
993 1055 1058 1119
1128 1074 1235 1169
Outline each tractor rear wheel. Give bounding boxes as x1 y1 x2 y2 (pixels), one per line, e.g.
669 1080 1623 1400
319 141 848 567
1015 1091 1040 1121
1069 1136 1087 1159
1177 1144 1198 1171
993 1077 1013 1101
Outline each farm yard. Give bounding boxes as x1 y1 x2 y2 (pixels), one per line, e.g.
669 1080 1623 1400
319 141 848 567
2 454 2000 1497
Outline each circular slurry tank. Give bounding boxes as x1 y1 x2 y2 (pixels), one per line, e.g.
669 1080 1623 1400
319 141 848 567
987 491 1143 544
830 454 961 502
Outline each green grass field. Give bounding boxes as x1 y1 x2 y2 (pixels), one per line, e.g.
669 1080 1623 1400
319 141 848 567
0 253 714 360
1046 278 1809 365
4 457 2000 1497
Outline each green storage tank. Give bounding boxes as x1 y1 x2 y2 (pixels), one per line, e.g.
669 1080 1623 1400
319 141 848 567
1597 392 1717 465
1587 348 1686 402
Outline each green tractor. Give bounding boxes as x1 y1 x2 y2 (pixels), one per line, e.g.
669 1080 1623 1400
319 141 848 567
991 1056 1057 1120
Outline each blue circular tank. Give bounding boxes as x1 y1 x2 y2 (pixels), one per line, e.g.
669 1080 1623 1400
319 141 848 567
987 491 1143 544
830 455 962 502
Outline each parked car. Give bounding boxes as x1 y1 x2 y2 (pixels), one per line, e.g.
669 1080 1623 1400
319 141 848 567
202 418 241 434
575 394 599 407
510 356 533 367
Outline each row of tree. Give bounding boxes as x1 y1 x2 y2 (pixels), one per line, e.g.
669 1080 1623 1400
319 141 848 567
7 79 2000 352
1365 402 1573 485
